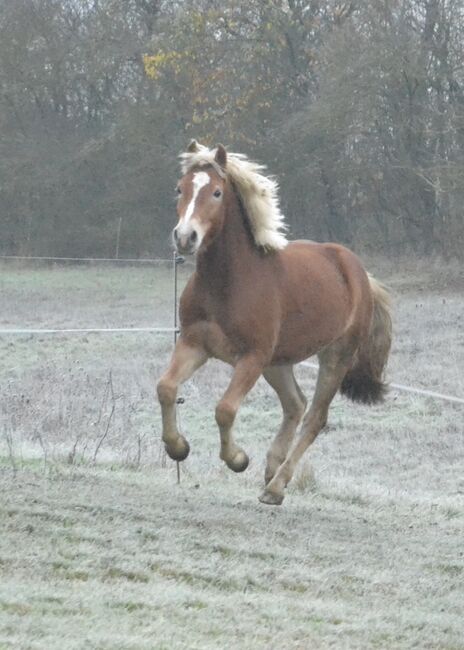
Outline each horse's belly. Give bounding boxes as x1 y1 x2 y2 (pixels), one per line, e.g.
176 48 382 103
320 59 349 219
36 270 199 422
272 334 322 365
271 309 347 364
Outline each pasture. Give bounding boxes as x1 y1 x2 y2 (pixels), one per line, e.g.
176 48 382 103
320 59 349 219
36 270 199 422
0 259 463 649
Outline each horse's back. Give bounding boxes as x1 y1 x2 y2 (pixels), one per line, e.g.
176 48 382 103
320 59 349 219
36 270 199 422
279 240 371 301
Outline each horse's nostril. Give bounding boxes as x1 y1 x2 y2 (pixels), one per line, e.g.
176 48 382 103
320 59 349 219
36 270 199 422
190 230 198 243
173 228 180 243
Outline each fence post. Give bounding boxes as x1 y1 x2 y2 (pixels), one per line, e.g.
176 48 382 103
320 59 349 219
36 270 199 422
115 217 122 259
173 251 185 483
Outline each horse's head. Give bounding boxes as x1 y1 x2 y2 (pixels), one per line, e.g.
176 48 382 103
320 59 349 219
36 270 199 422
173 142 227 255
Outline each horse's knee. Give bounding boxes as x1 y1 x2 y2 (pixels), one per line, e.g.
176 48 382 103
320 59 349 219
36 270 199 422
157 378 176 405
215 400 236 429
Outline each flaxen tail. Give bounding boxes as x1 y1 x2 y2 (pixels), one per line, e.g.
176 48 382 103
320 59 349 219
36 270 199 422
340 275 392 404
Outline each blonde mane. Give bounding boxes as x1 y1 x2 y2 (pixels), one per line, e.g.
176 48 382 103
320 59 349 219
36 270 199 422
180 143 288 252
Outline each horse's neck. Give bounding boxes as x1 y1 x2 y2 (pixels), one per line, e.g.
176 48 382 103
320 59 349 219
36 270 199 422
196 185 259 291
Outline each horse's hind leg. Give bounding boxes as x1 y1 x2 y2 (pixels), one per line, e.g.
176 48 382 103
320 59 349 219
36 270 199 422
262 365 307 485
157 338 207 461
260 347 351 505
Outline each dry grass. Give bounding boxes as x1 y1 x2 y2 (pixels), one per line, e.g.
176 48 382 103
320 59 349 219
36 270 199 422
0 259 463 649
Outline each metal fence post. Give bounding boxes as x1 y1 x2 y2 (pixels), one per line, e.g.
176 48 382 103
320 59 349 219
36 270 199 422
173 251 185 483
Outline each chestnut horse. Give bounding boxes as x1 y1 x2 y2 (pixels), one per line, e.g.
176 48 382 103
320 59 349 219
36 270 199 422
157 141 392 505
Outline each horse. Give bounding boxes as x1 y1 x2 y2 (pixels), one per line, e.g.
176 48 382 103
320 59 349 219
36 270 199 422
157 140 392 505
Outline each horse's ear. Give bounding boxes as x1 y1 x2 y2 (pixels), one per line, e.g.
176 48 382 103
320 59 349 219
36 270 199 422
187 139 200 153
214 144 227 170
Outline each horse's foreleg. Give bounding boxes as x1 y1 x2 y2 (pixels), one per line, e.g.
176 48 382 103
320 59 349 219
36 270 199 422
262 365 307 485
157 338 207 461
215 353 264 472
260 352 350 505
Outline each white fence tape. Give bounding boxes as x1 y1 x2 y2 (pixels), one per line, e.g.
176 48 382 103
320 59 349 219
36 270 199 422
0 327 177 335
300 361 464 405
0 255 172 264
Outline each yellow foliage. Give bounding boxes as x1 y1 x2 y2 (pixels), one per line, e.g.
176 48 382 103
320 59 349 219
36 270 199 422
143 51 181 80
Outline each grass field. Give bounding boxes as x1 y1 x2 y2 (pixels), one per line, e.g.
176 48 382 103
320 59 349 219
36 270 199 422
0 258 463 649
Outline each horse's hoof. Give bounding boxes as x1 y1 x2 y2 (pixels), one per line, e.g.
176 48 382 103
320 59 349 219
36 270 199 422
165 436 190 462
225 450 249 473
259 490 284 506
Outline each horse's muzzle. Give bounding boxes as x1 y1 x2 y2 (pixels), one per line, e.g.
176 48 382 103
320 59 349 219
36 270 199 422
173 226 198 255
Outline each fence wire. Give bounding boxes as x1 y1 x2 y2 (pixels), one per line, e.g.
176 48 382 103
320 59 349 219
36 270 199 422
0 254 172 264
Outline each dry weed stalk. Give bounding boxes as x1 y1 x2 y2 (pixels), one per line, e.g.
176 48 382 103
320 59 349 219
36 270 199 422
3 427 17 477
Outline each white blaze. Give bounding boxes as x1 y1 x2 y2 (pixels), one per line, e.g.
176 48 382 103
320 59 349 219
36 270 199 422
182 171 210 224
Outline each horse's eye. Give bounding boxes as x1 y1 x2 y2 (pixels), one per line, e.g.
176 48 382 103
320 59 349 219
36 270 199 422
213 189 222 198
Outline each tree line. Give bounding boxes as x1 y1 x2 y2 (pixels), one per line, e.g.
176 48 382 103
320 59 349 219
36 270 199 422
1 0 463 259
